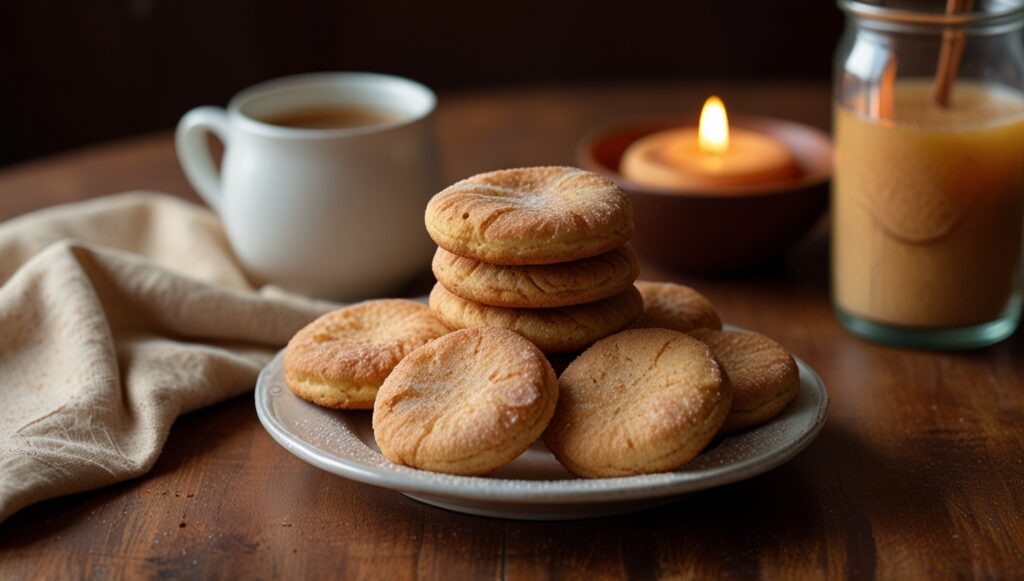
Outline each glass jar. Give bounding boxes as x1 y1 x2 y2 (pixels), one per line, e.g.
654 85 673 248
833 0 1024 349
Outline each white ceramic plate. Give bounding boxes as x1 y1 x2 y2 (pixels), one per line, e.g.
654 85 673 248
255 328 828 520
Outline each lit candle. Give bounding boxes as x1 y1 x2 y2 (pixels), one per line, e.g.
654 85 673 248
620 96 800 190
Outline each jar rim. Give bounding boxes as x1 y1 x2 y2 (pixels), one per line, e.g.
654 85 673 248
838 0 1024 27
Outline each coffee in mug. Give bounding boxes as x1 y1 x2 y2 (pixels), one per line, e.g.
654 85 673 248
261 105 402 130
176 72 440 300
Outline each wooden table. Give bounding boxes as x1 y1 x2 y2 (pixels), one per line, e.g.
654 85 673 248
1 83 1022 579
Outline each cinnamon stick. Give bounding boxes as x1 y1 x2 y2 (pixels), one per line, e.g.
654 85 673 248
876 56 898 119
933 0 974 108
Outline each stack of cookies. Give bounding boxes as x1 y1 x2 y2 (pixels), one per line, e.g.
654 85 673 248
424 166 643 353
282 166 803 480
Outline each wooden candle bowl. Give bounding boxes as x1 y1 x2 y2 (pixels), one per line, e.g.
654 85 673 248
577 116 833 274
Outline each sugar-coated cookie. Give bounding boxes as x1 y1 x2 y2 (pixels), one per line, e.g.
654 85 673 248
688 328 799 433
432 244 639 308
372 327 559 475
543 328 732 478
634 281 722 332
429 282 643 353
424 166 634 265
284 300 450 409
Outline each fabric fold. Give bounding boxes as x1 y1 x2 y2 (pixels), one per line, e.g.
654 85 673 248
0 193 330 522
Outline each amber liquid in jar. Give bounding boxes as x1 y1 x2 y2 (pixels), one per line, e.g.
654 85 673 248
833 81 1024 328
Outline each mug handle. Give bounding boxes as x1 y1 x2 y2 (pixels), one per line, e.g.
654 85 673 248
175 106 232 214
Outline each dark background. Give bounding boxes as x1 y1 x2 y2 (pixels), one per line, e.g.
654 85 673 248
0 0 843 167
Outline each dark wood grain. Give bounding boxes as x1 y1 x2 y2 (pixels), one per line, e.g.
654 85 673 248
1 82 1023 579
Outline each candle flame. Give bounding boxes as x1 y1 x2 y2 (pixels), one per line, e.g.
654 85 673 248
698 96 729 155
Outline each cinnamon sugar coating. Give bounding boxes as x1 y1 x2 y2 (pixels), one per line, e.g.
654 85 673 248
429 283 642 354
425 166 634 265
543 328 732 478
688 328 799 433
634 281 722 333
284 300 449 409
432 244 639 308
372 327 558 475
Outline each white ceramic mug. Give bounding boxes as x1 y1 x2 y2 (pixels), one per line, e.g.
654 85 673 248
176 72 440 300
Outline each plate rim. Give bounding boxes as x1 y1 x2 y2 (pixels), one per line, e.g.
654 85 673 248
255 330 829 505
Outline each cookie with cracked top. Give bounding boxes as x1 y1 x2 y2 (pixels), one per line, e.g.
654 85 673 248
688 328 799 434
432 244 639 308
633 280 722 333
372 327 558 475
543 328 732 478
424 166 633 265
429 282 643 354
284 299 449 409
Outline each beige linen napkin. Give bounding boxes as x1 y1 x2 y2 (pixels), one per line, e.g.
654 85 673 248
0 193 330 522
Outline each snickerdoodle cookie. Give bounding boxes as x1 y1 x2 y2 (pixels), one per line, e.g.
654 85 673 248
543 328 732 478
432 244 639 308
424 166 634 265
284 300 450 409
688 328 799 433
634 281 722 332
372 327 559 475
429 283 643 353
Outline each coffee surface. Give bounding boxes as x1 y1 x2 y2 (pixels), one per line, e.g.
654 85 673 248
262 105 400 129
